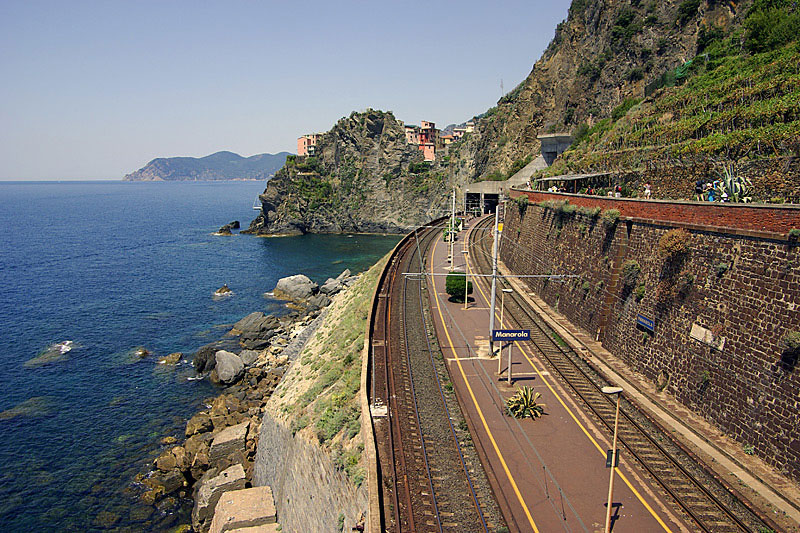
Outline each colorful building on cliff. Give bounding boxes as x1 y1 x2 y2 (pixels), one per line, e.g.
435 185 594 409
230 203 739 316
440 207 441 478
403 120 440 161
297 134 321 157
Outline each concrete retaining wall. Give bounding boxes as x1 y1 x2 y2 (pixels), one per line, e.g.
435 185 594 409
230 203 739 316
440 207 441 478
253 410 367 533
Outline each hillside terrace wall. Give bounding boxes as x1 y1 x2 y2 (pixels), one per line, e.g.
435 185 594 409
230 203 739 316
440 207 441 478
501 190 800 482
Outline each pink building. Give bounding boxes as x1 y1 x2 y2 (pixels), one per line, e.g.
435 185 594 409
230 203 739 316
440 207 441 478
421 143 436 161
404 120 440 161
404 125 420 145
419 121 437 146
297 134 321 157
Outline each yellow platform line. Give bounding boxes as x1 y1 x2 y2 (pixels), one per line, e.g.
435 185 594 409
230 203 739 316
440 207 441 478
465 230 673 533
431 237 540 533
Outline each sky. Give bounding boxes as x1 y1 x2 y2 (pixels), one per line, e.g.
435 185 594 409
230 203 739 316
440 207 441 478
0 1 572 180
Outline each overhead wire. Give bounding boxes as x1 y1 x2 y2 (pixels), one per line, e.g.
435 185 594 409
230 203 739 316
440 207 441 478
471 214 792 391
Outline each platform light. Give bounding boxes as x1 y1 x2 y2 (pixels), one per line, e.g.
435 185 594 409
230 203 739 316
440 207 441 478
601 386 623 533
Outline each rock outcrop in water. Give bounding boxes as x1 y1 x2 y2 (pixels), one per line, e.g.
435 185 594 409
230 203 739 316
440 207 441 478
214 221 240 235
124 151 291 181
243 110 450 235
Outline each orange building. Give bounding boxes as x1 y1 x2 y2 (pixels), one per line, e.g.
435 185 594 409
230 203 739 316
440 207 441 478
419 120 437 146
297 134 321 156
421 143 436 161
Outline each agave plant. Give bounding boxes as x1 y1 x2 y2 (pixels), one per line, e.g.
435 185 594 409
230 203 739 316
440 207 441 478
505 386 546 419
715 164 752 203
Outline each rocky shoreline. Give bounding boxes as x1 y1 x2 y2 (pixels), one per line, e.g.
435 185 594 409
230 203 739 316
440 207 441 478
132 269 355 532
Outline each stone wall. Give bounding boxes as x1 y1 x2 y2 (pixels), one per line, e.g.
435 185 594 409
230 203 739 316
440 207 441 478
517 190 800 235
501 192 800 482
253 410 367 533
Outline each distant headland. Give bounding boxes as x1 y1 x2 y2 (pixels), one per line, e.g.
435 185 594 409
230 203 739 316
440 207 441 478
123 151 292 181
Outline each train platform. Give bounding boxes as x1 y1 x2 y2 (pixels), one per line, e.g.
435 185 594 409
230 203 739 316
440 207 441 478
422 215 800 532
425 223 691 532
492 259 800 533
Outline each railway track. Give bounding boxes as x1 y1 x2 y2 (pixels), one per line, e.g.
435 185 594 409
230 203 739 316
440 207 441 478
468 214 775 533
370 220 504 532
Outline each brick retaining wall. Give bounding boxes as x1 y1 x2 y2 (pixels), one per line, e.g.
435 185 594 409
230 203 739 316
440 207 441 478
500 194 800 482
513 190 800 236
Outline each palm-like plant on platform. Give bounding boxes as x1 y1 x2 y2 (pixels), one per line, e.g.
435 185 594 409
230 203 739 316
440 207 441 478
505 386 545 419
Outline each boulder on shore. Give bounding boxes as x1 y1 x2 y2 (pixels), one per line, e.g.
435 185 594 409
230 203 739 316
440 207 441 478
272 274 318 302
193 344 219 373
232 312 280 350
306 293 331 311
238 349 260 366
215 351 244 384
319 277 343 296
185 412 213 437
232 312 279 337
209 421 249 464
208 486 277 533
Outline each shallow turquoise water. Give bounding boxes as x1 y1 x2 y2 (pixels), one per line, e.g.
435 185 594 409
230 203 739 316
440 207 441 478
0 180 401 530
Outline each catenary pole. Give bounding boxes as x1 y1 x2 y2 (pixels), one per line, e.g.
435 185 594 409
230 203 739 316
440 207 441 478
488 207 499 356
449 189 455 263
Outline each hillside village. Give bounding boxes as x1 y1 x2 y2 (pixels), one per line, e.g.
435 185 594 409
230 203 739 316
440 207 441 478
298 119 475 162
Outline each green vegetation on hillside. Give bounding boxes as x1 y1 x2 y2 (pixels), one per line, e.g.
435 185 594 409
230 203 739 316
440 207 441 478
515 0 797 202
543 37 800 180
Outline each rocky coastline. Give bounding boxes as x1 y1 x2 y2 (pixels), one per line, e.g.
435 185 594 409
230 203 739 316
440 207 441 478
131 269 356 532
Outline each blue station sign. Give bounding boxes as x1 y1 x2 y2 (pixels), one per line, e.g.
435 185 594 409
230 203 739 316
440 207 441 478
636 314 655 332
492 329 531 342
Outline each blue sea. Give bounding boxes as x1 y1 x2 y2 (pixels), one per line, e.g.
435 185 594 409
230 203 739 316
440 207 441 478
0 180 401 531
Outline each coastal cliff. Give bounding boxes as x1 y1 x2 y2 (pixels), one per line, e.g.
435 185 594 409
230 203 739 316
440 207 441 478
124 151 291 181
245 1 798 234
456 0 748 179
244 110 449 235
454 0 799 201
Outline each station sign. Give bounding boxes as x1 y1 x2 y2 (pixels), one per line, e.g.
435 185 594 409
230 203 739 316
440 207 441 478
492 329 530 342
636 314 655 332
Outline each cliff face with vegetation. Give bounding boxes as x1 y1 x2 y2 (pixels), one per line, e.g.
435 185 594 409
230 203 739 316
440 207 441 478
453 0 798 198
456 0 746 179
124 151 290 181
244 110 449 235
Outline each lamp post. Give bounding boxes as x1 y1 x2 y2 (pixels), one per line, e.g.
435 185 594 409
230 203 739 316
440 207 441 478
461 249 469 310
498 288 513 375
602 386 623 533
